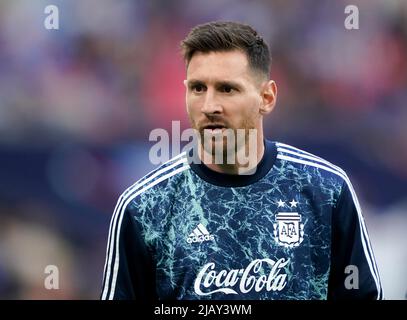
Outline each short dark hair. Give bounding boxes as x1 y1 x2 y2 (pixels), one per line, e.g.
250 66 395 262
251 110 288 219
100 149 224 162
181 21 271 79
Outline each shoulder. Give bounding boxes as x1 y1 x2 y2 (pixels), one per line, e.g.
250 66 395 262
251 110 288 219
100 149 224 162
274 141 350 186
118 152 190 211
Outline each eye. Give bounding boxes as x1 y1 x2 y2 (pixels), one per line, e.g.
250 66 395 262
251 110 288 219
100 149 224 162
220 85 234 93
191 84 206 93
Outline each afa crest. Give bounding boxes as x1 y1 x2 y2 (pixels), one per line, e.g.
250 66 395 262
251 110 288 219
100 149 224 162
273 211 304 247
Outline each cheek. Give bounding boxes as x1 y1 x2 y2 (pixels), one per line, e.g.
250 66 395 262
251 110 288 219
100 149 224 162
237 97 262 125
186 96 200 117
186 97 200 122
237 95 261 116
250 95 263 114
185 95 193 113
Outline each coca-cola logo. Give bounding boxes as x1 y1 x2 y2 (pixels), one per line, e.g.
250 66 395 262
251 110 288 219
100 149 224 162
194 258 290 296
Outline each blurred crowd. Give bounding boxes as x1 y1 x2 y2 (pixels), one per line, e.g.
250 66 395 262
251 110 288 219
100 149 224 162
0 0 406 299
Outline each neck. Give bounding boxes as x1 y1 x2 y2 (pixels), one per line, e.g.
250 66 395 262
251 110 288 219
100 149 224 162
200 136 265 175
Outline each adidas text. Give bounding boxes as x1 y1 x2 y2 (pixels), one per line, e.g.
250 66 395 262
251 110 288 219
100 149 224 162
187 234 214 243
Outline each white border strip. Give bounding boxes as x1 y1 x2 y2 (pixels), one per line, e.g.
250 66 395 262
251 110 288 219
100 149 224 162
277 146 345 175
277 152 382 299
277 144 381 279
101 155 188 299
102 155 188 286
102 153 187 281
106 164 190 300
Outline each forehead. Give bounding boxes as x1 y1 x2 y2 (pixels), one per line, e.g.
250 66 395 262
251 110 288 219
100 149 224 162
186 50 251 82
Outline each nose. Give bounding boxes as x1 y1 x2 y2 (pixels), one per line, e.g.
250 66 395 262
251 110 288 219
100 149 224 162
201 89 222 115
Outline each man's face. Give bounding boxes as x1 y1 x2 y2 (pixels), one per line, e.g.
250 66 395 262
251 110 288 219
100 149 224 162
185 50 265 156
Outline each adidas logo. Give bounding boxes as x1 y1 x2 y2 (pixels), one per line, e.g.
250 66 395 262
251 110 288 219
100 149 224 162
186 223 214 244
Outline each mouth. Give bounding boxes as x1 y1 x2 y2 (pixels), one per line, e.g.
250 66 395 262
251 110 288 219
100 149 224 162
201 124 227 135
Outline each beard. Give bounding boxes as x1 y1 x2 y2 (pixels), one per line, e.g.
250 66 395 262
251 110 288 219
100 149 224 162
189 115 258 164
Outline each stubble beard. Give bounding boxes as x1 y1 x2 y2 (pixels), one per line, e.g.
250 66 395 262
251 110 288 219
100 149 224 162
189 116 258 166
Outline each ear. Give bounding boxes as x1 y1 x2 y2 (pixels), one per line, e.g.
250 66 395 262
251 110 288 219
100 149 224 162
259 80 277 115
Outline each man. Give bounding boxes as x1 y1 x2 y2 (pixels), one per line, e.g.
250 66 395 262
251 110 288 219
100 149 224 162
101 21 383 300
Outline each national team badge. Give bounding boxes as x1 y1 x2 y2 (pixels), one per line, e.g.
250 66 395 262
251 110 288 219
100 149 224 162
273 211 304 247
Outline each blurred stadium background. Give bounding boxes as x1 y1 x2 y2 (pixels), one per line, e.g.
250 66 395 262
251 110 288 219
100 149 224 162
0 0 406 299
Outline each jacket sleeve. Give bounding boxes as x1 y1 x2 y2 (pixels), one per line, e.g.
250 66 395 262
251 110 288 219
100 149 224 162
100 203 157 300
328 180 383 300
